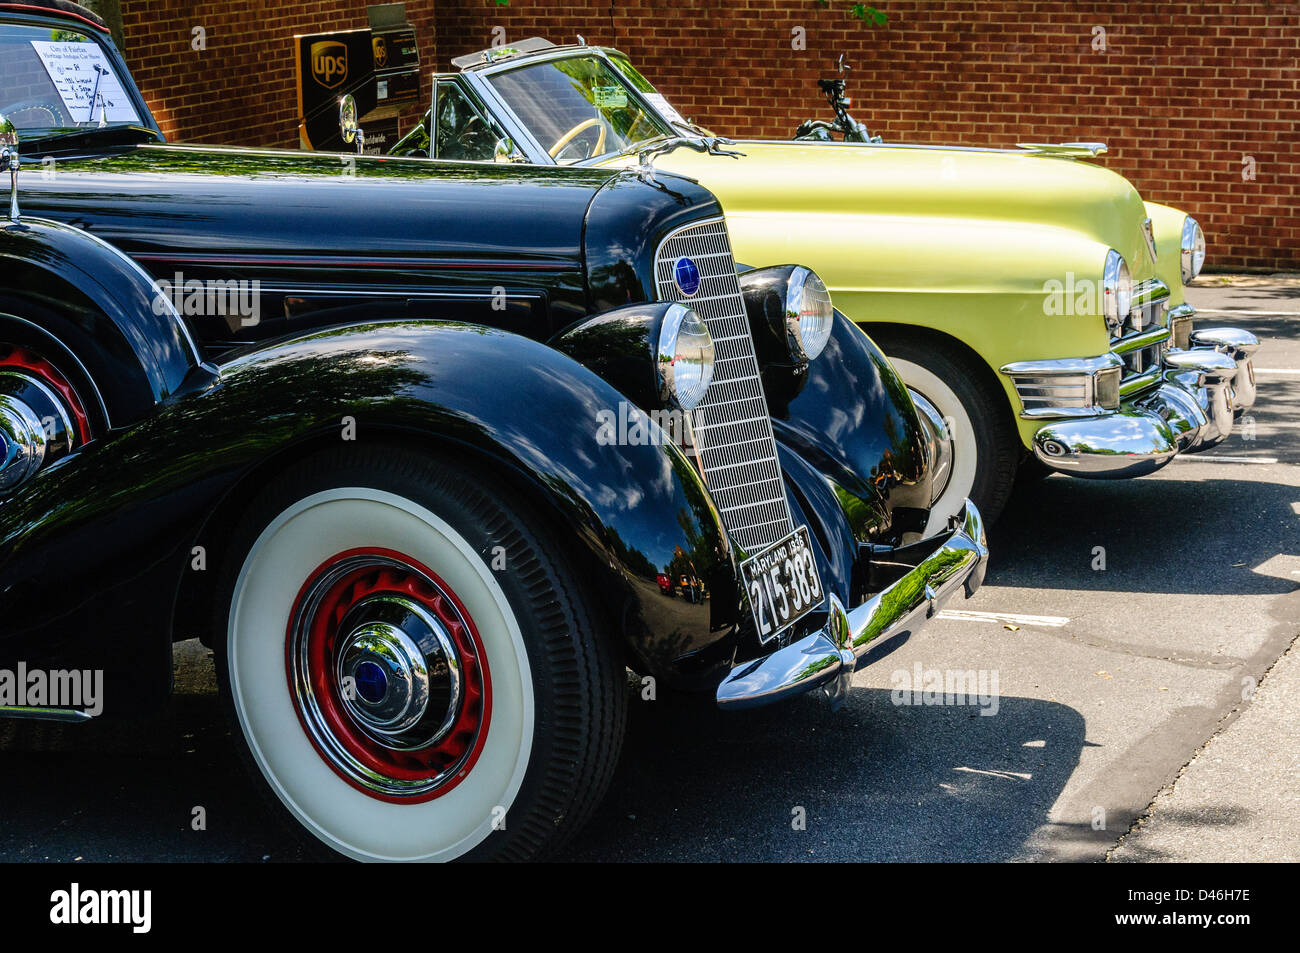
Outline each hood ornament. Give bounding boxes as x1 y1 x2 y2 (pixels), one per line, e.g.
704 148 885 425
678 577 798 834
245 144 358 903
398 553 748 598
1 113 20 224
1016 141 1109 159
634 136 744 184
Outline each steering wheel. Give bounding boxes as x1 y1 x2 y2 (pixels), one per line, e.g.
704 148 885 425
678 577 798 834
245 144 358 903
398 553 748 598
549 117 606 160
5 98 71 128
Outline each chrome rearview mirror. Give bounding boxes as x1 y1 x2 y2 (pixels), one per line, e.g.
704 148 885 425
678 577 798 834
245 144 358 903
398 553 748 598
494 137 522 164
0 113 19 224
338 94 365 155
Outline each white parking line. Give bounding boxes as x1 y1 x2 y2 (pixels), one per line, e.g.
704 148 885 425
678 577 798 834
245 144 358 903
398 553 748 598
1170 455 1280 464
935 609 1070 628
1254 368 1300 375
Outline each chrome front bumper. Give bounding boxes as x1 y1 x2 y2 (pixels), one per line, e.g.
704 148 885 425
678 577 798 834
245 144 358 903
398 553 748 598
715 501 987 710
1028 327 1260 479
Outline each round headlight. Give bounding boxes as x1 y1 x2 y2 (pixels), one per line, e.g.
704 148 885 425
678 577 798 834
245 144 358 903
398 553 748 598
1102 250 1132 334
1180 216 1206 284
786 267 834 360
658 304 715 412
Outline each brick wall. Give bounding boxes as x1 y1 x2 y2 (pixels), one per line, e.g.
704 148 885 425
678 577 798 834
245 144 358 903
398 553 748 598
116 1 1300 271
118 1 444 147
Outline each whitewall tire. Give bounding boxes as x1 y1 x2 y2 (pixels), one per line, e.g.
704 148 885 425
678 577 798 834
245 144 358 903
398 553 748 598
215 448 626 862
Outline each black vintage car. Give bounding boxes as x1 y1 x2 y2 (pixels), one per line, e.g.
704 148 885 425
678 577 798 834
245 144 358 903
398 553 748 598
0 1 986 861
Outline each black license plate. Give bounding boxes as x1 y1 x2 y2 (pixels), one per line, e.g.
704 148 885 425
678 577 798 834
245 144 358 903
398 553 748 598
740 526 823 642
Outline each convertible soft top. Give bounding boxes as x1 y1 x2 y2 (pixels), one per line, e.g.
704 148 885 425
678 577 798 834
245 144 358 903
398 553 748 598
0 1 107 30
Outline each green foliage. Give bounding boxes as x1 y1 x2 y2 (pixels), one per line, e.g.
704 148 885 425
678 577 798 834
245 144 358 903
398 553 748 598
816 1 889 27
849 4 889 25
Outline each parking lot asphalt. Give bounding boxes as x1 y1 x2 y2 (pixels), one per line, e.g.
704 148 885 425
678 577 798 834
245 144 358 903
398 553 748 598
1 280 1295 863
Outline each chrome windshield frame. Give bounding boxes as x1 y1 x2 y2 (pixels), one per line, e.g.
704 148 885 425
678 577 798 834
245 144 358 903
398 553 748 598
454 46 677 166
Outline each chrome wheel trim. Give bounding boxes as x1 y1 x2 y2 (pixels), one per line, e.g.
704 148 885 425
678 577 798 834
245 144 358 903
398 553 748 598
334 596 462 742
891 358 978 536
908 388 954 506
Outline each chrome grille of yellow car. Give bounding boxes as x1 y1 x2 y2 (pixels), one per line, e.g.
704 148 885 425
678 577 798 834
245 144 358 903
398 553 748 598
1113 278 1172 388
654 217 794 554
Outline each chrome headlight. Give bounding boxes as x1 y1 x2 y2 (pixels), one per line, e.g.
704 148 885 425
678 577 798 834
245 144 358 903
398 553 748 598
786 267 834 360
657 304 715 411
1180 216 1206 284
1102 250 1132 335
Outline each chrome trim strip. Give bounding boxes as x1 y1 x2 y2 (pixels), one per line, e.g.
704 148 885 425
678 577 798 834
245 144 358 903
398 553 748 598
1015 141 1108 158
1118 365 1163 398
1142 217 1158 263
1000 354 1123 377
1113 325 1171 356
0 705 93 723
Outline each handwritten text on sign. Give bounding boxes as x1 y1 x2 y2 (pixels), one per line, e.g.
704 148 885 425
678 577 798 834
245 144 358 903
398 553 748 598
31 41 141 125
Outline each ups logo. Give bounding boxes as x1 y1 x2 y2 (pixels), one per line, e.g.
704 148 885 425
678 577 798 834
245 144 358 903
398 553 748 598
311 40 348 89
372 36 388 69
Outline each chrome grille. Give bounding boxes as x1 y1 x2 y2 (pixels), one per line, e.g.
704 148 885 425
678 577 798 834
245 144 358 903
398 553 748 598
654 218 793 554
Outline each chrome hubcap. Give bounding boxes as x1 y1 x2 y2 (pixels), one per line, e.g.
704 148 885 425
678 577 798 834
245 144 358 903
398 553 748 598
909 388 954 502
288 554 489 800
334 595 461 746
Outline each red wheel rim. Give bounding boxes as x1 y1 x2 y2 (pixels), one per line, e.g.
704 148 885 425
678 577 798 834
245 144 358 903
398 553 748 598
286 548 491 803
0 345 92 444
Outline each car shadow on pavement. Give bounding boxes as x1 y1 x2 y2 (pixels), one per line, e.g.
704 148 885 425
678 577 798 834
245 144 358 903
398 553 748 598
991 474 1300 596
0 687 308 863
0 651 1086 863
557 681 1086 862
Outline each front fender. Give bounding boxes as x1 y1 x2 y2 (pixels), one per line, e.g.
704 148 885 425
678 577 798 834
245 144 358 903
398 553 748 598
0 217 199 429
774 310 931 548
0 320 740 710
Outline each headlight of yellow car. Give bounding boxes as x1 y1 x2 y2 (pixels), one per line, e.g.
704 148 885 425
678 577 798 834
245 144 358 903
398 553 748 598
1180 216 1206 284
1103 249 1133 335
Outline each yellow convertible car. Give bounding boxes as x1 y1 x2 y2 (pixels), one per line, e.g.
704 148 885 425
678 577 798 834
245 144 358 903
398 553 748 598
389 38 1260 529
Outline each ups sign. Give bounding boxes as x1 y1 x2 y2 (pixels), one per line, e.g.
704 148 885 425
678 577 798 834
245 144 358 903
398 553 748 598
311 40 348 89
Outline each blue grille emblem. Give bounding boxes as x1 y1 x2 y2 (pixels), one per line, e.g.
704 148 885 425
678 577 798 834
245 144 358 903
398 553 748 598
673 257 702 297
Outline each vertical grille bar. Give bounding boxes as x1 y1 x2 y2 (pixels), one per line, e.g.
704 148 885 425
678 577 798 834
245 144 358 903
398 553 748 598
654 218 794 554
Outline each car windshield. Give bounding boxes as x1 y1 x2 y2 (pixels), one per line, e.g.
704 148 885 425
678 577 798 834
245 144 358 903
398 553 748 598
0 23 143 134
484 54 673 164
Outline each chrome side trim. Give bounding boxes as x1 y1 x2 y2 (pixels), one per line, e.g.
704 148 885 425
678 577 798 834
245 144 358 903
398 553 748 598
0 706 93 723
1001 354 1123 419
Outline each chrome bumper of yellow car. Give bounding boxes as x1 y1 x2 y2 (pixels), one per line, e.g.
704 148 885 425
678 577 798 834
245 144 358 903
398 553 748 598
1025 322 1260 479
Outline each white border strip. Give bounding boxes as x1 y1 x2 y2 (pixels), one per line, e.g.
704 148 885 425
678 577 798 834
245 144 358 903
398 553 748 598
1170 455 1280 465
936 609 1070 628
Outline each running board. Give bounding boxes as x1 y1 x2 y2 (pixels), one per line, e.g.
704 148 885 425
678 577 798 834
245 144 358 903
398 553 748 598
0 706 94 723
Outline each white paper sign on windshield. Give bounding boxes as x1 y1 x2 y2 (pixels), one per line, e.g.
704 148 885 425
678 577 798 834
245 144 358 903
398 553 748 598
643 92 689 127
30 41 141 124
